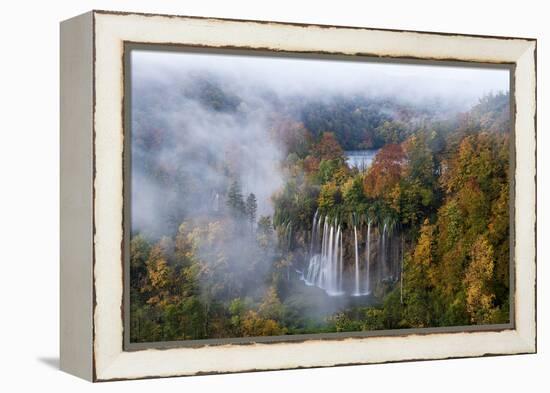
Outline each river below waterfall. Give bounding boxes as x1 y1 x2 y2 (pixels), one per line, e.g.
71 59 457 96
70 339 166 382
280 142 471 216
289 273 379 319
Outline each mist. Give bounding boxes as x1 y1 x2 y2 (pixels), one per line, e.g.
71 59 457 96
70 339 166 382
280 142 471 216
130 48 509 307
132 49 510 110
131 48 509 235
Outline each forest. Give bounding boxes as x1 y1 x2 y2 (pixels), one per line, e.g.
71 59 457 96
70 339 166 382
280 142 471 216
129 54 510 343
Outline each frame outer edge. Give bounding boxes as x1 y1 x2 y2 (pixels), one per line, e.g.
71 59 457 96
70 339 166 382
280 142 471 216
91 11 538 380
513 41 537 353
60 11 95 382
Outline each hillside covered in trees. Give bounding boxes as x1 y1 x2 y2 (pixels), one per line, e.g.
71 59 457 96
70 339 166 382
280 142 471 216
129 52 510 343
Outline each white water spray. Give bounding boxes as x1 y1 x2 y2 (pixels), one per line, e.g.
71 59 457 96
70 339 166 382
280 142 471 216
365 221 371 294
353 225 360 295
305 216 343 296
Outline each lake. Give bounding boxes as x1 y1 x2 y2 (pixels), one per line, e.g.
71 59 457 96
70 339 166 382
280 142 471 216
345 149 379 171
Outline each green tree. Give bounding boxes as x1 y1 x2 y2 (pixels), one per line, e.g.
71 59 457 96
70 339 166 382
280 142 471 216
257 216 274 250
392 133 438 226
318 181 341 213
227 179 246 217
342 175 367 214
245 193 258 232
129 234 151 304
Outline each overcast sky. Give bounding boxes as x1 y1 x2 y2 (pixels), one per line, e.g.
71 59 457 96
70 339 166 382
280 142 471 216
131 49 510 107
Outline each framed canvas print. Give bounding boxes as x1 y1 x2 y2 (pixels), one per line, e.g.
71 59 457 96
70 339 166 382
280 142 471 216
60 10 537 381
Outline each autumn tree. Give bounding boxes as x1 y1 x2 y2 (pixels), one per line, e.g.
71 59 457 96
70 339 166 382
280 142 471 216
363 143 405 199
270 119 313 158
313 132 345 161
487 183 510 307
259 286 284 321
402 219 436 327
240 311 286 337
464 236 498 324
303 155 321 178
392 133 438 226
142 239 174 307
318 159 348 185
129 234 151 300
318 181 341 213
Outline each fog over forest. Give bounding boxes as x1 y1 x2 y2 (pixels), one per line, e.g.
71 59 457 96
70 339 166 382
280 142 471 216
130 49 509 237
128 49 511 342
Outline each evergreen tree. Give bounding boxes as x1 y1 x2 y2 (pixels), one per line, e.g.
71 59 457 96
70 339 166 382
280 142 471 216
257 216 274 250
226 179 245 217
245 193 258 232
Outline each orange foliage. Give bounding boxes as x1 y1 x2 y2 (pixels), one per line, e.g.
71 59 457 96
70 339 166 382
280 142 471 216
313 132 344 161
363 143 405 199
303 155 320 175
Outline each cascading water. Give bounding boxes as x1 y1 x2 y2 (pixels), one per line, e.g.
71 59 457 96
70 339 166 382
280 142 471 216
365 221 371 294
330 221 339 291
324 224 334 288
381 222 387 279
304 211 401 297
322 217 328 264
305 215 343 296
310 210 319 255
338 226 343 292
400 234 404 304
352 225 360 296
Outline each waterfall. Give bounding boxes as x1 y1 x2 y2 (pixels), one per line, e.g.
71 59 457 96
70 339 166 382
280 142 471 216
338 226 343 293
317 213 322 251
310 210 319 256
330 223 343 295
400 234 404 304
304 216 343 296
325 224 334 288
353 225 360 295
332 223 340 292
365 221 371 294
381 222 387 279
303 212 401 296
322 217 328 268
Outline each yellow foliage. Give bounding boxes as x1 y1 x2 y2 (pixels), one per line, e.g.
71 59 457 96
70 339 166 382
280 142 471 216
412 219 438 288
240 310 286 337
259 286 283 320
143 245 173 306
464 236 497 323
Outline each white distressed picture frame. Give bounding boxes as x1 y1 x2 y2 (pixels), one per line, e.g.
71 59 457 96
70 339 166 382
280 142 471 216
60 10 536 381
